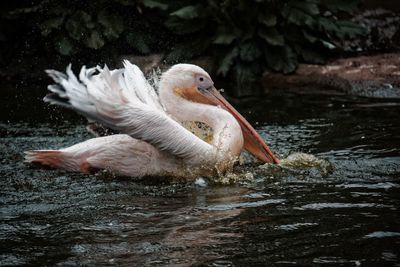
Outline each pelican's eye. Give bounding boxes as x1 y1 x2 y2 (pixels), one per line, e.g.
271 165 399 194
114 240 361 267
196 74 213 91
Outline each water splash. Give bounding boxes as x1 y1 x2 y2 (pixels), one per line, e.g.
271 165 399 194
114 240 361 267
214 171 255 185
280 152 332 170
259 152 333 177
147 67 162 93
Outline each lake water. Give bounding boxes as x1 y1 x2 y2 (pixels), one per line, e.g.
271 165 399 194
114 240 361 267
1 90 399 266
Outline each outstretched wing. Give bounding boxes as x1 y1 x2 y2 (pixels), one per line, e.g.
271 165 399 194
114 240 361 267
44 60 212 159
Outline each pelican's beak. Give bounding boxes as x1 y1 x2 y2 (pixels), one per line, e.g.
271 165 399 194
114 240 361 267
201 86 280 164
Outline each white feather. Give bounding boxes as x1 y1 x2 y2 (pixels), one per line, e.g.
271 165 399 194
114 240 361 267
45 60 214 160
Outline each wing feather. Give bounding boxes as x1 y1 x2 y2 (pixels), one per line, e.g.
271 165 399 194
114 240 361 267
122 60 164 111
44 61 213 159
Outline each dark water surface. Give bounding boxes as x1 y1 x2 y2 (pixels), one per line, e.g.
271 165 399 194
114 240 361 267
1 91 399 266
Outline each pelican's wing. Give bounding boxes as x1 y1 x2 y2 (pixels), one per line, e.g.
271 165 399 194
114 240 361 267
44 61 212 159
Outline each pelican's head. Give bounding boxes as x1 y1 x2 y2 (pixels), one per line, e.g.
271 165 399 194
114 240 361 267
159 64 280 164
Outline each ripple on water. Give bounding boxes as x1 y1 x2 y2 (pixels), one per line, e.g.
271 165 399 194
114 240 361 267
278 222 318 231
364 231 400 239
1 95 400 266
205 198 286 211
299 202 393 210
313 257 362 265
336 182 400 189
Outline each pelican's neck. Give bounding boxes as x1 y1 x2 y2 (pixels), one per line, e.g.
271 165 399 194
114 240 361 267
159 86 244 158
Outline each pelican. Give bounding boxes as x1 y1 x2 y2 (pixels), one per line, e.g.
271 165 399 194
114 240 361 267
25 61 279 179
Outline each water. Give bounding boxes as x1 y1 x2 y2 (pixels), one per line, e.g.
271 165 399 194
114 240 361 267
1 91 399 266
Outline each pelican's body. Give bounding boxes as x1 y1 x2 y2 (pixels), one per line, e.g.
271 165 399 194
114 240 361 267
25 61 279 179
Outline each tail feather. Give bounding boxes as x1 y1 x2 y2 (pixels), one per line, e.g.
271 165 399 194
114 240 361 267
24 150 65 169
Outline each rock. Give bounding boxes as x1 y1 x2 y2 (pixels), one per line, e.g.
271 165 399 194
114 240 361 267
263 53 400 98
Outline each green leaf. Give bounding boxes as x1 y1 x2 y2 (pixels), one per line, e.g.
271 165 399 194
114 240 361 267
293 44 326 63
65 11 94 41
166 37 211 62
170 5 201 19
259 28 284 46
214 33 237 45
289 1 319 15
40 17 64 36
10 3 44 15
258 13 277 27
113 0 139 6
142 0 168 10
165 18 206 34
84 31 105 49
126 32 151 54
218 47 239 76
335 20 366 38
233 62 259 92
281 46 298 73
318 17 339 33
265 46 297 73
98 10 124 40
321 0 360 13
282 6 315 27
240 42 262 61
56 37 74 55
302 30 318 43
321 40 336 49
65 19 83 41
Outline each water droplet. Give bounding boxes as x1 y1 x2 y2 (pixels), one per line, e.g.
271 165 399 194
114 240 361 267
194 177 207 187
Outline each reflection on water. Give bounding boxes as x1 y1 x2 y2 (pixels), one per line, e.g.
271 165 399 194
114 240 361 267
1 93 399 266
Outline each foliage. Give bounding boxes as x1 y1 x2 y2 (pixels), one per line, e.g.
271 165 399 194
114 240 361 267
2 0 168 57
0 0 365 92
156 0 365 87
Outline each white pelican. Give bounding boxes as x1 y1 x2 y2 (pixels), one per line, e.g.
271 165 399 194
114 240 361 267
25 61 279 179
